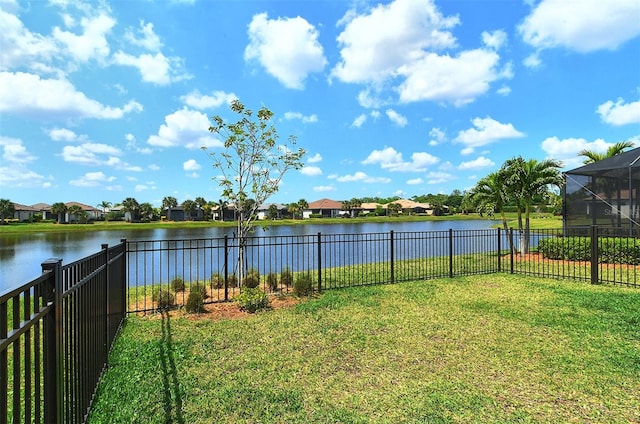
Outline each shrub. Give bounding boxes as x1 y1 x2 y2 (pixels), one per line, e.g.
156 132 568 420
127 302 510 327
293 273 313 297
228 274 238 288
280 267 294 287
170 277 186 292
538 236 640 264
243 268 260 289
153 289 175 311
211 273 224 289
266 272 278 291
236 287 270 313
186 290 205 314
191 283 208 299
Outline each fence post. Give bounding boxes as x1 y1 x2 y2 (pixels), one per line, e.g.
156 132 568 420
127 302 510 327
591 226 599 284
509 228 514 274
497 228 502 272
317 233 322 292
102 244 109 355
41 258 63 424
121 239 127 318
390 231 395 284
448 229 453 278
224 235 229 301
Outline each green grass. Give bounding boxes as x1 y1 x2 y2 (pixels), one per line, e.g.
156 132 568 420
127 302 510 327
89 275 640 423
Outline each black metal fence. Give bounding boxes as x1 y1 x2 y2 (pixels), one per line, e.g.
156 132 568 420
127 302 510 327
126 227 639 313
0 241 126 424
2 227 638 422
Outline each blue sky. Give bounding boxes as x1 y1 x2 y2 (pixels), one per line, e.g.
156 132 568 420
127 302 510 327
1 0 639 208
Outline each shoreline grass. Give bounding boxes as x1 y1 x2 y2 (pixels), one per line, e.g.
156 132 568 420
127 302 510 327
89 274 640 423
0 213 561 235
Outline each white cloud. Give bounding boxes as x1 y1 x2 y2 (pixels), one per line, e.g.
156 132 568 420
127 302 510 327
481 30 507 50
597 98 640 126
496 85 511 96
147 107 222 149
245 13 327 89
48 127 81 142
332 0 459 84
135 183 156 192
300 166 322 176
540 136 619 169
362 146 439 172
523 53 541 69
453 117 525 152
1 135 36 164
52 13 115 63
125 21 163 51
386 109 408 127
307 153 322 163
313 185 335 192
429 127 446 146
61 142 121 165
397 49 510 106
426 171 455 184
0 71 142 119
406 177 423 185
69 171 116 187
458 156 495 170
351 114 367 128
519 0 640 53
284 111 318 123
180 90 238 110
337 171 391 184
183 159 201 171
113 51 191 85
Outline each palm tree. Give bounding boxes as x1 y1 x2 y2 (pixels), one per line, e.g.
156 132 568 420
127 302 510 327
162 196 178 221
578 141 635 164
182 199 197 221
287 202 300 219
50 202 67 224
139 202 155 221
122 197 140 222
67 205 84 223
97 200 112 221
387 202 402 216
349 197 361 217
0 199 15 225
503 157 563 254
297 199 308 219
216 199 228 222
195 197 207 220
469 170 510 231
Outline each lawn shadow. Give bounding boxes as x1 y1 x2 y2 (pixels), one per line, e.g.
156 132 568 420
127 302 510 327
160 311 185 424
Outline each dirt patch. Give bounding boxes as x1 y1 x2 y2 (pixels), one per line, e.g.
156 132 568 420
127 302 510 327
138 294 302 321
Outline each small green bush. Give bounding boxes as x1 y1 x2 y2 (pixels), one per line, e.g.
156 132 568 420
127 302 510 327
293 273 313 297
266 272 278 291
153 289 175 311
228 274 238 288
236 287 270 313
191 283 208 299
243 268 260 289
280 267 294 287
186 290 205 313
170 277 186 292
211 273 224 289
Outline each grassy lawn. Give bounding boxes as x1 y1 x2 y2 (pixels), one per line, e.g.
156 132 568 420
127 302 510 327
89 275 639 423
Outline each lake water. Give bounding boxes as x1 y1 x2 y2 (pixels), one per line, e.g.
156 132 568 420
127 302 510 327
0 219 497 293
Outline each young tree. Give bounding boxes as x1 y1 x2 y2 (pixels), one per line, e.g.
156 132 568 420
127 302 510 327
51 202 67 224
67 205 87 223
204 100 305 284
216 199 228 222
0 199 15 224
287 202 300 219
267 204 279 220
297 199 309 219
162 196 178 221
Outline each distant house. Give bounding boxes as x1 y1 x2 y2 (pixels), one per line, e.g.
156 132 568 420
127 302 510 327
65 202 101 220
165 206 204 222
306 198 344 218
257 203 287 220
11 203 39 221
31 203 52 220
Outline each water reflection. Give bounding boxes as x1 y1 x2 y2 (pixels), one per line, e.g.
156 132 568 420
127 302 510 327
0 220 496 293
